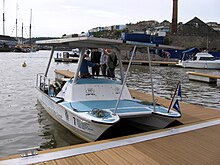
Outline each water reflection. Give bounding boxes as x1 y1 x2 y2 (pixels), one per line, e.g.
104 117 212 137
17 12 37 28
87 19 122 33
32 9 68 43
126 65 220 110
36 101 85 150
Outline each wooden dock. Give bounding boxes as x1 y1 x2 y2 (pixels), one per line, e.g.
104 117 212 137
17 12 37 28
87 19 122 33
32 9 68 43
122 60 177 66
54 57 79 63
54 69 74 78
1 90 220 164
53 58 177 66
187 71 220 83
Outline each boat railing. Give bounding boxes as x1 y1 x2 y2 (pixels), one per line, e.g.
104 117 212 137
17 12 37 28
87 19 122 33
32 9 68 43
36 73 51 96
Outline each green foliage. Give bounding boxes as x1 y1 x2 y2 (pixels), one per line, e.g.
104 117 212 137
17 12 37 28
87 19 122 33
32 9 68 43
164 37 172 45
93 30 123 39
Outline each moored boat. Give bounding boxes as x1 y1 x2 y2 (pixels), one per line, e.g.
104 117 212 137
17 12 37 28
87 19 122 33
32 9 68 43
13 45 31 53
176 51 220 69
36 37 182 141
0 35 16 52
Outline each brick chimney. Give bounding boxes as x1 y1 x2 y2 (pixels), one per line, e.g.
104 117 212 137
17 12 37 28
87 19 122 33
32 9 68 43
172 0 178 34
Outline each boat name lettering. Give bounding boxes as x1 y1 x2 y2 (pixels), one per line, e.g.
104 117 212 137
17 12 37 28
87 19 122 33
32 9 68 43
65 110 69 121
72 117 76 125
76 118 89 130
115 87 120 94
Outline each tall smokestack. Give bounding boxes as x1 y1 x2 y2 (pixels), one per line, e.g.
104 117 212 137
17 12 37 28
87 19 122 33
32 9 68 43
3 0 6 35
172 0 178 34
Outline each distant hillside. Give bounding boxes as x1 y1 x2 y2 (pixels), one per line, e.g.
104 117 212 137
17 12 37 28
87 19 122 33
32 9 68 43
126 20 170 32
92 18 220 51
92 20 171 39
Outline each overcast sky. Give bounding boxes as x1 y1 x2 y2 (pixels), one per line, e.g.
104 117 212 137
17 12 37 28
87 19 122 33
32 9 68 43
0 0 219 37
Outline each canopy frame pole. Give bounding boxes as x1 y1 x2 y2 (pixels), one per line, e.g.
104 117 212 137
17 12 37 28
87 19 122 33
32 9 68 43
114 47 124 83
114 45 137 114
45 46 55 77
147 46 156 112
73 48 85 83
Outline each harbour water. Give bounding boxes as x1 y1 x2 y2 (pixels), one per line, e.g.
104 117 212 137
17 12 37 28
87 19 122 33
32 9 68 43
0 51 220 158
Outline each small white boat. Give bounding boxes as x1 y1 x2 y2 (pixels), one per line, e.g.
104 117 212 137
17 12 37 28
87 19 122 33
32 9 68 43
36 37 182 141
176 52 220 69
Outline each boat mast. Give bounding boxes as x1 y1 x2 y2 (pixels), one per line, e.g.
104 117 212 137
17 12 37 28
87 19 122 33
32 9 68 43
2 0 5 35
29 9 32 46
16 4 18 38
21 22 23 45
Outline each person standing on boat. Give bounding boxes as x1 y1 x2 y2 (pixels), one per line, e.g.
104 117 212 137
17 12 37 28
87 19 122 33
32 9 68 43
80 50 98 78
106 48 117 78
100 49 108 76
90 48 101 76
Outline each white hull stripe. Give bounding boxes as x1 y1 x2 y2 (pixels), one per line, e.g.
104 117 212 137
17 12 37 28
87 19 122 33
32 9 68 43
1 119 220 165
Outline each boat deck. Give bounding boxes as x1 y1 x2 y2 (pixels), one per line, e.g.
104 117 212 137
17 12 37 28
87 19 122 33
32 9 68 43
61 100 152 114
1 90 220 164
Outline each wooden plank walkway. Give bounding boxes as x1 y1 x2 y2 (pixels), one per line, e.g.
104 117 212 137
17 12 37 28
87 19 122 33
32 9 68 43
49 124 218 165
1 87 220 164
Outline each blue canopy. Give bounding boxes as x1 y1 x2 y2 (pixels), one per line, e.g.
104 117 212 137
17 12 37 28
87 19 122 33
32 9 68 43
182 48 199 54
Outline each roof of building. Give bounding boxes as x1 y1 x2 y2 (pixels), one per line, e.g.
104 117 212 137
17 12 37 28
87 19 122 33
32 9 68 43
177 17 219 36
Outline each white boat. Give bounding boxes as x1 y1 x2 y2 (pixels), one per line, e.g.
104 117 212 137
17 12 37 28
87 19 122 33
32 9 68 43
36 37 181 141
176 52 220 69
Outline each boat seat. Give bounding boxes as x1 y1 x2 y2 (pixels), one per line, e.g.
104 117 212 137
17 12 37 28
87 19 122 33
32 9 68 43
61 100 152 114
76 78 121 85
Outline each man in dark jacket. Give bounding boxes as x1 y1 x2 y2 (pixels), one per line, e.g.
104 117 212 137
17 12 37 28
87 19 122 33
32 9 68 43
106 48 117 78
90 48 101 76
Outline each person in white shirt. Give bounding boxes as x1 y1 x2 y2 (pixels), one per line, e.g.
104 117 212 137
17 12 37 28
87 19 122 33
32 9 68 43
100 49 108 76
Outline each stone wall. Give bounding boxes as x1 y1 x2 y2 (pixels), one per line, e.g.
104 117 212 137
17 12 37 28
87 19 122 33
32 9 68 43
168 35 220 51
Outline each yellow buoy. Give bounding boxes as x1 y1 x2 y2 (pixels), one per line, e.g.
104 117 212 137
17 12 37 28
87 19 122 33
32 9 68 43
22 62 27 67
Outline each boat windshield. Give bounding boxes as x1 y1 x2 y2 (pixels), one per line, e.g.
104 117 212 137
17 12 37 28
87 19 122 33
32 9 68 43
199 57 214 61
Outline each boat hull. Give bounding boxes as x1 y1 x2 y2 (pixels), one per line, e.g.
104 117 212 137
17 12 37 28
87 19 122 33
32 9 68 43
36 88 114 141
0 47 13 52
177 61 220 69
128 112 179 129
